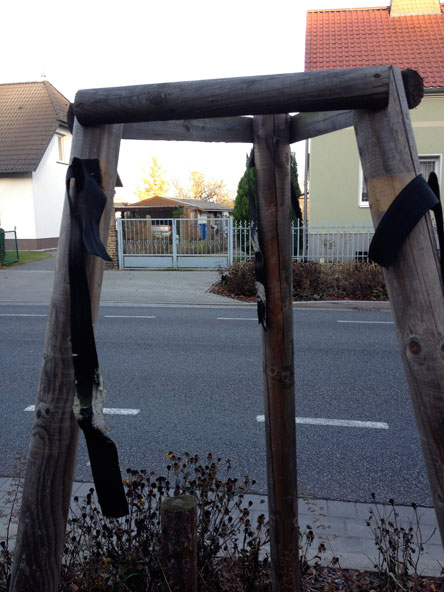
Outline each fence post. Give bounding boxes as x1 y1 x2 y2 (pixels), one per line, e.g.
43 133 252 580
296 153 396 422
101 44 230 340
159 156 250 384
228 216 234 265
161 495 198 592
172 218 178 267
117 218 123 269
302 220 308 262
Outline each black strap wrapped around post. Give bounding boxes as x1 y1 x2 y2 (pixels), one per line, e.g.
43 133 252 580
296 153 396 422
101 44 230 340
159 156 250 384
368 174 439 268
428 172 444 280
66 157 128 518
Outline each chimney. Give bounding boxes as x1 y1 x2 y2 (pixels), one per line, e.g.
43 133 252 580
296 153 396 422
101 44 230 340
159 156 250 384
390 0 442 16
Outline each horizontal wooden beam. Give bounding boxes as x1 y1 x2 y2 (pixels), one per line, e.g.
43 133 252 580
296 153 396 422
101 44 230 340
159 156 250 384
289 110 354 143
74 66 423 127
124 111 354 144
122 116 253 143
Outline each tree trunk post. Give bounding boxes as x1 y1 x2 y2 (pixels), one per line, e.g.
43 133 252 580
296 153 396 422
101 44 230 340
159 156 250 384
354 65 444 546
161 495 198 592
73 66 423 126
10 119 123 592
253 114 300 591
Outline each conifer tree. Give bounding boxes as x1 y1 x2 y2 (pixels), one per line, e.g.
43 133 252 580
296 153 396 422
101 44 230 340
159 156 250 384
233 152 255 223
135 157 170 201
233 150 302 222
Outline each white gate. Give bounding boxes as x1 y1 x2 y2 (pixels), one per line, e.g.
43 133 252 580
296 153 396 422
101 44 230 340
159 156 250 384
117 217 233 269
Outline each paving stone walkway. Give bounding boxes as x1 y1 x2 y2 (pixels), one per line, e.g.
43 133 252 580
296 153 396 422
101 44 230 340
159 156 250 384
1 476 442 576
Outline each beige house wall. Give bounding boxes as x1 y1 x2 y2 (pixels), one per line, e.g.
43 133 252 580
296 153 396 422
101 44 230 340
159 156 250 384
308 94 444 227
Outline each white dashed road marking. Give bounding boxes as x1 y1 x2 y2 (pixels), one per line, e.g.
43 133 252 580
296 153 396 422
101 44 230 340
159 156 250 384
217 317 257 321
25 405 140 415
104 315 156 319
0 313 46 317
337 320 394 324
256 415 389 429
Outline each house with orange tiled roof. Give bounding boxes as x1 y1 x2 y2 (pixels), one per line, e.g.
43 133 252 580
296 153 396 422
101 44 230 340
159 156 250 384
305 0 444 229
115 195 232 219
0 81 72 249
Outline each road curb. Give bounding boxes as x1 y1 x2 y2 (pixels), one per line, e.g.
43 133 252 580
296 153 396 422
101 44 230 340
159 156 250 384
292 300 390 311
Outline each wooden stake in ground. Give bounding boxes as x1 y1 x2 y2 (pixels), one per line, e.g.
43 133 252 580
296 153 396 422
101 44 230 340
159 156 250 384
161 495 198 592
354 65 444 546
10 120 123 592
253 114 300 591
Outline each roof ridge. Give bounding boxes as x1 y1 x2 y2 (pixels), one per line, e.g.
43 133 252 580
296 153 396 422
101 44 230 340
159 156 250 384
0 81 71 173
307 6 388 12
41 81 69 124
305 3 444 87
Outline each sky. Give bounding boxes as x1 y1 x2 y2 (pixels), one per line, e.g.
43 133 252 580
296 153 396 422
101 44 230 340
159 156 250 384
2 0 388 201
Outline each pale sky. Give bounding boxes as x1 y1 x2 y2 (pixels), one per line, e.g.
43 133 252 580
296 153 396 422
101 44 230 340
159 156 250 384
2 0 388 201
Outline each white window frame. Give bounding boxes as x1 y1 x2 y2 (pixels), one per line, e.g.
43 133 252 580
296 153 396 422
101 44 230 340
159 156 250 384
418 154 442 183
359 166 369 207
56 133 68 164
359 154 442 207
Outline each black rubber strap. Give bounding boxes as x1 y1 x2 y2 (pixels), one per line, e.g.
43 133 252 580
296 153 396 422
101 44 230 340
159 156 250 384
368 174 439 267
67 158 128 518
247 150 267 329
428 172 444 280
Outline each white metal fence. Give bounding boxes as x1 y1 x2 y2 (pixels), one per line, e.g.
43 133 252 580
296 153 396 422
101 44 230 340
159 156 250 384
117 218 375 268
233 221 374 263
118 218 233 269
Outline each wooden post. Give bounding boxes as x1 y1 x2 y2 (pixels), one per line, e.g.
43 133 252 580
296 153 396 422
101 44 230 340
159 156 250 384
354 65 444 545
161 495 198 592
9 120 123 592
74 66 423 126
253 114 300 591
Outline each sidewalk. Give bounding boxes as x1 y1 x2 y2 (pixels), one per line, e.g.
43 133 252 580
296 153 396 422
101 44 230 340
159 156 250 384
0 251 390 310
3 254 438 576
1 476 442 576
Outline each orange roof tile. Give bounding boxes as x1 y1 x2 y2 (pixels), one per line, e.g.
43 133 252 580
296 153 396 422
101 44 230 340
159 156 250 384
305 3 444 87
137 196 180 207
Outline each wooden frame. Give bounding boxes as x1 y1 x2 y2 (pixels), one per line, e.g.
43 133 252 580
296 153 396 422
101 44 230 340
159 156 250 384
12 65 442 592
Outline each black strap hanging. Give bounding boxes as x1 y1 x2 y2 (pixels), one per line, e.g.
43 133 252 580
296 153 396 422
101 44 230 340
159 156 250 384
247 150 267 329
368 174 439 268
67 157 128 518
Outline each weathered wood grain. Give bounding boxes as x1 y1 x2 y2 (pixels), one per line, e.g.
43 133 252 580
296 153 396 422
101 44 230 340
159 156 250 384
74 66 403 126
253 114 300 591
161 495 198 592
9 121 123 592
354 65 444 546
290 110 354 143
123 116 253 142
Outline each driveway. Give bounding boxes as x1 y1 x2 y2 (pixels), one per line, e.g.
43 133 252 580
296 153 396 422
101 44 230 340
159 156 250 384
0 251 248 307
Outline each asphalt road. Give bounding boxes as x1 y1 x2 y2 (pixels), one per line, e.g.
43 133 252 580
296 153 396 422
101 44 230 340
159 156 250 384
0 303 432 506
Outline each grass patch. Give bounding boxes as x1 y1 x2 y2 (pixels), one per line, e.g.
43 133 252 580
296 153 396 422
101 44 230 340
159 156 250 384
0 250 54 268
